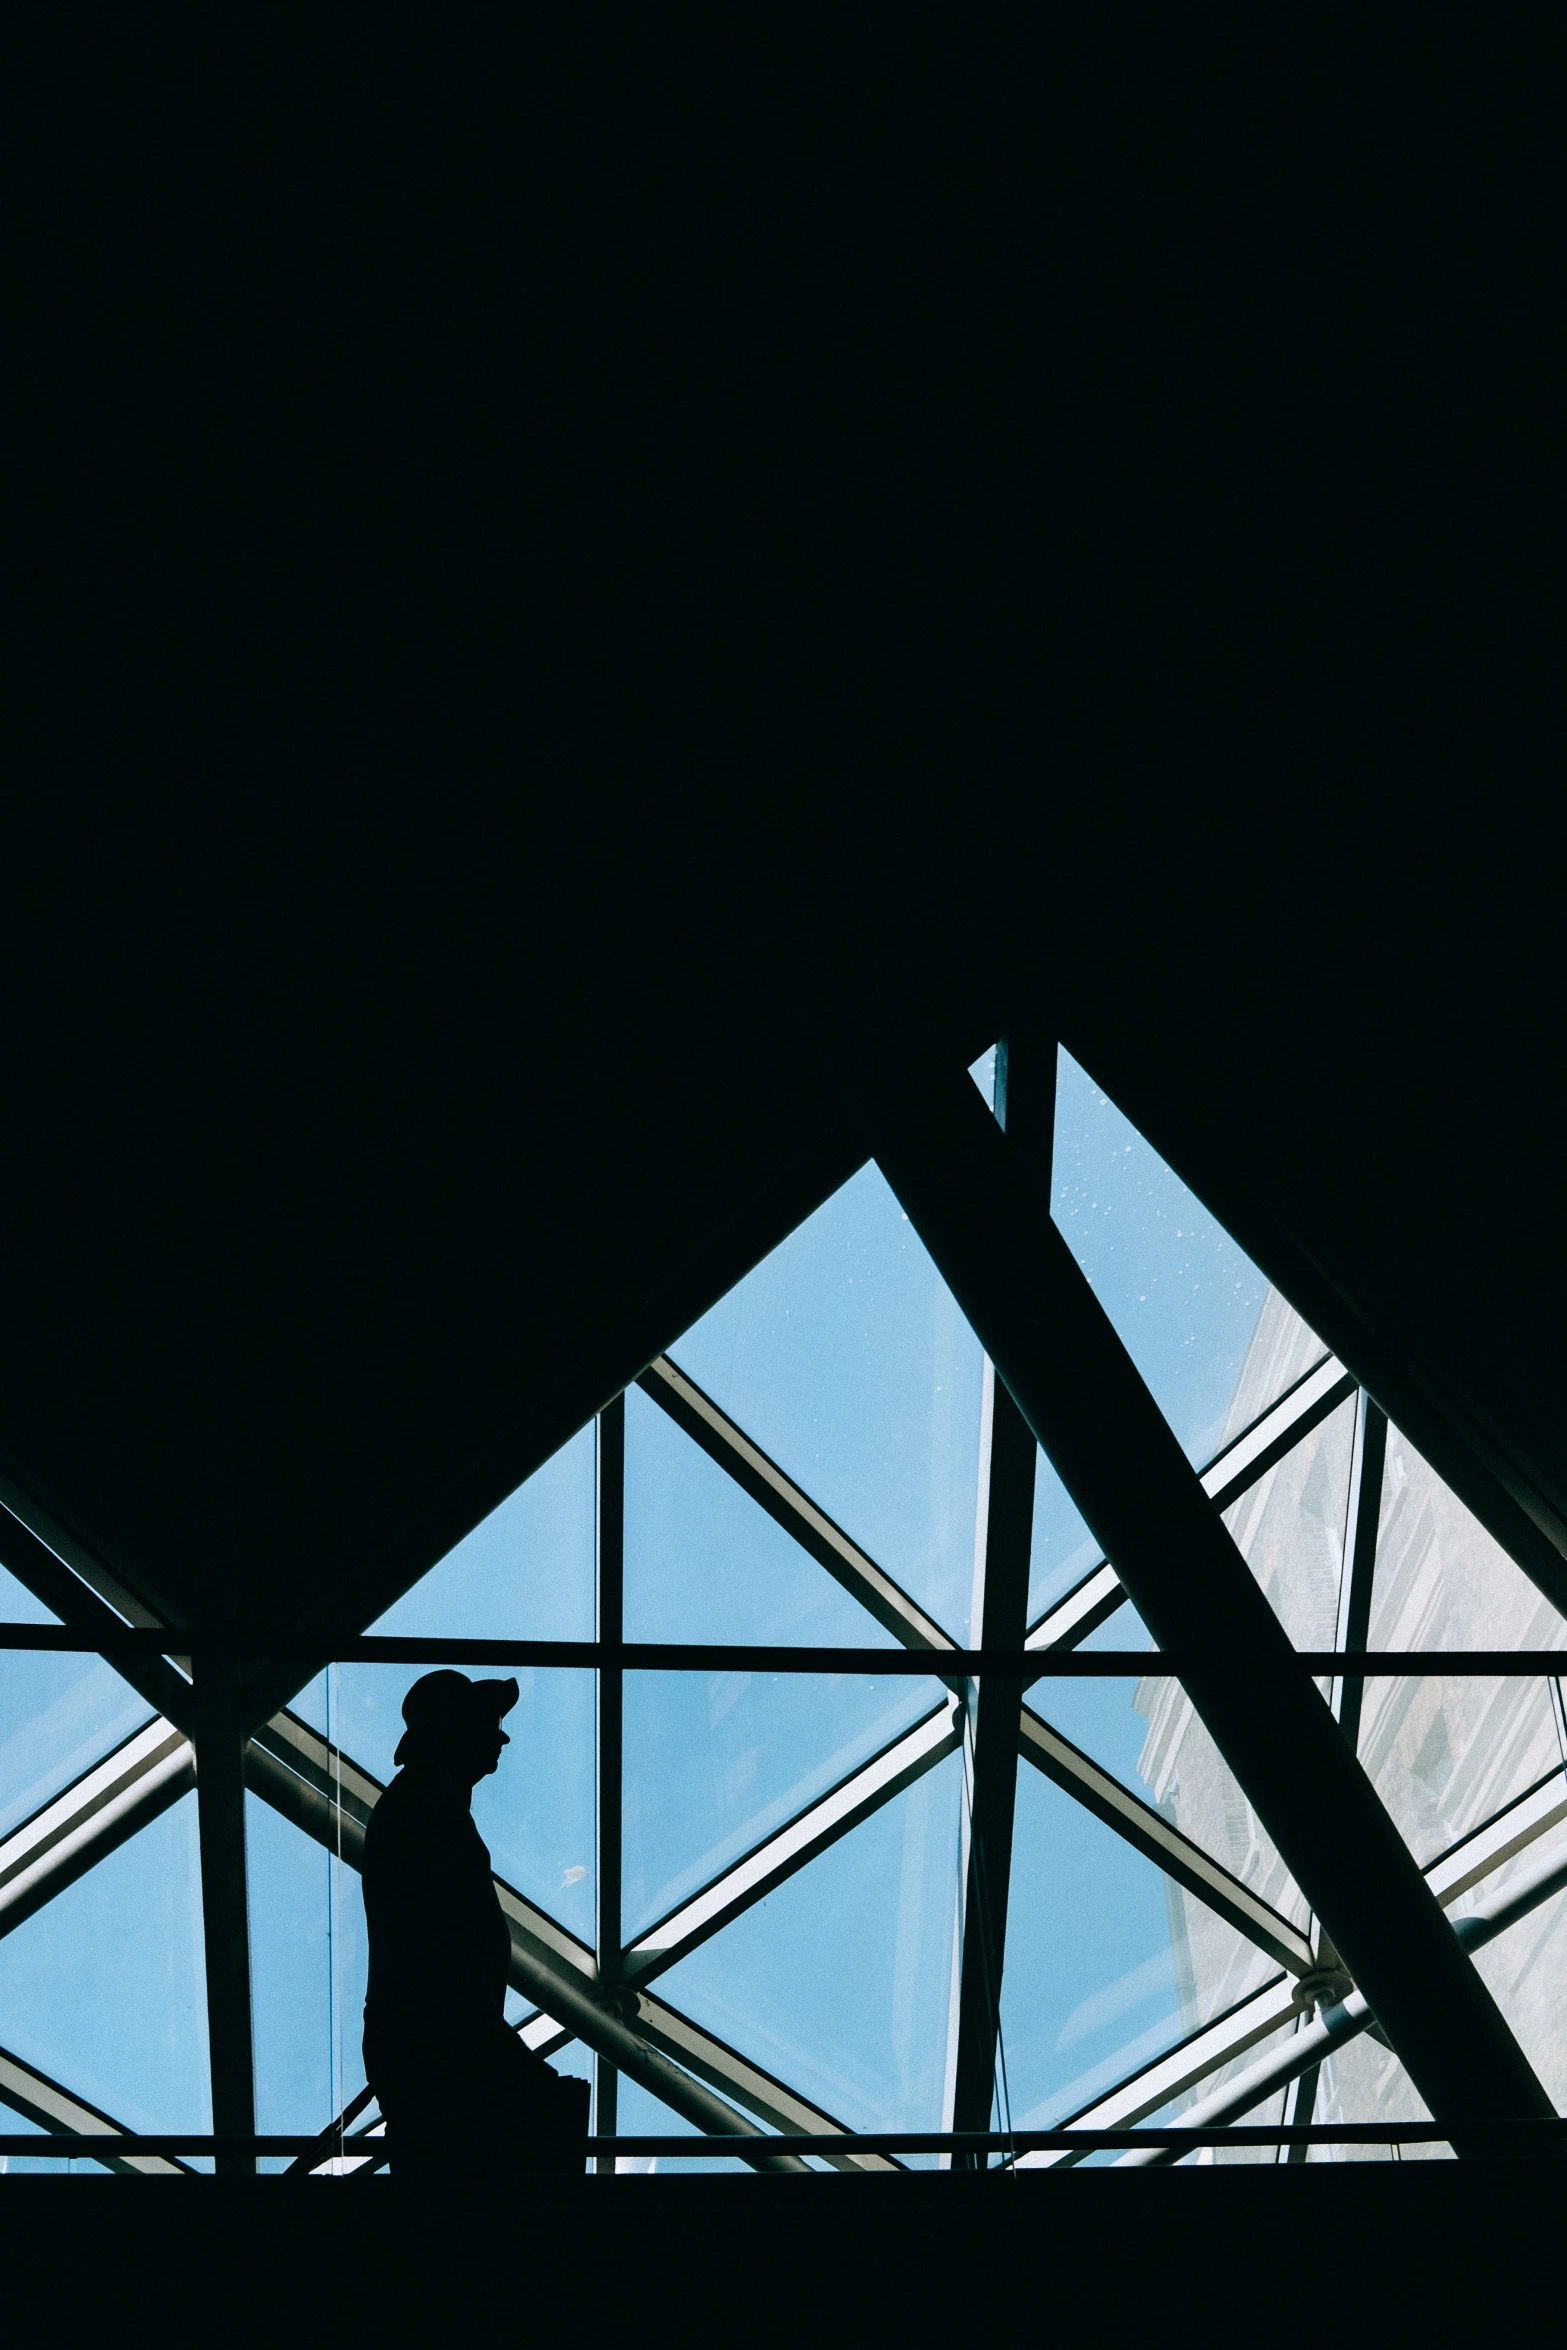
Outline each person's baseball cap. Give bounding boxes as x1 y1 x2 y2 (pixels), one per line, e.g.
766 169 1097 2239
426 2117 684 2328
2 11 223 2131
394 1669 520 1765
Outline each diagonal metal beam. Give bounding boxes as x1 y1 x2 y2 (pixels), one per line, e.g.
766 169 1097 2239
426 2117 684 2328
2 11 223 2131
0 1496 194 1732
869 1055 1556 2149
624 1697 962 1982
1024 1354 1357 1653
0 2041 189 2176
1017 1703 1316 1974
0 1718 193 1937
638 1354 955 1654
1119 1803 1567 2165
1022 1756 1567 2169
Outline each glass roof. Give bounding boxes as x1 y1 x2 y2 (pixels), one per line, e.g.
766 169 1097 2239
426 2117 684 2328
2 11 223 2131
4 1043 1567 2173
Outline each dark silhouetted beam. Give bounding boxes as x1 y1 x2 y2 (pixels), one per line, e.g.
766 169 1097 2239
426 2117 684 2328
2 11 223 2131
193 1660 256 2176
870 1055 1556 2151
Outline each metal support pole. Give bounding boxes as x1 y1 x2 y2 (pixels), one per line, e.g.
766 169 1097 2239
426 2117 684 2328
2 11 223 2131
950 1038 1042 2162
1334 1393 1388 1755
596 1393 625 2174
193 1659 255 2176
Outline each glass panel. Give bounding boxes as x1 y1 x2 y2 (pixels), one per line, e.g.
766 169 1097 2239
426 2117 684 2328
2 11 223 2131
369 1424 595 1641
624 1669 938 1939
1222 1393 1357 1654
1362 1427 1567 1863
297 1663 596 1946
668 1163 986 1642
1027 1456 1101 1628
609 2066 752 2173
0 1791 209 2133
1052 1051 1285 1466
1138 2012 1304 2167
625 1382 897 1646
1002 1761 1284 2130
1033 1672 1307 1939
1370 1425 1567 1652
1462 1854 1567 2112
248 1752 368 2163
656 1752 963 2138
0 1561 154 1842
1311 2035 1447 2161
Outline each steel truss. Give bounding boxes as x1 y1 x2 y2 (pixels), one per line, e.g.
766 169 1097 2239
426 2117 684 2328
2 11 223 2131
2 1079 1565 2171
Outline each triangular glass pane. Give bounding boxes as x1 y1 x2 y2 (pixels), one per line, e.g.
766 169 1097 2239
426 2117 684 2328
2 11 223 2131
668 1162 986 1643
1312 2036 1446 2161
0 1790 210 2132
626 1380 898 1645
296 1662 596 1947
655 1752 963 2135
1033 1670 1308 1939
1361 1426 1567 1865
247 1776 369 2151
1052 1051 1312 1467
624 1665 939 1942
604 2066 750 2173
370 1423 595 1640
1222 1391 1358 1653
1000 1761 1285 2130
0 1560 155 1843
1461 1862 1567 2114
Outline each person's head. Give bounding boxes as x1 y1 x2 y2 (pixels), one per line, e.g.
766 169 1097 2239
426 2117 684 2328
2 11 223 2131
394 1670 519 1787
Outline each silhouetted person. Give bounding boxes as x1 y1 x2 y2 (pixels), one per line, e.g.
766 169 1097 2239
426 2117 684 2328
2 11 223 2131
362 1670 588 2179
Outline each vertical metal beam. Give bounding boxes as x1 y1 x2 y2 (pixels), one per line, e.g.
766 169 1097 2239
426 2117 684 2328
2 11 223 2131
1333 1393 1388 1756
595 1394 626 2175
869 1055 1556 2150
949 1038 1042 2160
192 1659 255 2176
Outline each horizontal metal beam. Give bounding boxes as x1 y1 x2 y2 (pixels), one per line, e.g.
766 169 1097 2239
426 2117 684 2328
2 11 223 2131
1017 1705 1315 1975
638 1355 955 1653
626 1699 962 1981
870 1055 1556 2147
0 1719 193 1937
0 2040 187 2175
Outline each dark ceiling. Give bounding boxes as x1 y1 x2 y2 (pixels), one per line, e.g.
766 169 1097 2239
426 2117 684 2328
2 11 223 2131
4 17 1565 1661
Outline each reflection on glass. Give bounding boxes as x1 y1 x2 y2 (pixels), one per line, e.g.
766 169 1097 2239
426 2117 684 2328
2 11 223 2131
624 1383 896 1646
1001 1764 1279 2129
1312 2035 1446 2162
668 1163 985 1641
369 1424 595 1641
1034 1669 1307 1999
0 1563 154 1843
1362 1426 1567 1863
1465 1872 1567 2111
1222 1394 1356 1654
296 1663 596 1946
1051 1052 1281 1465
0 1792 209 2133
623 1670 936 1939
657 1755 962 2135
1027 1454 1101 1627
1140 2014 1301 2167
